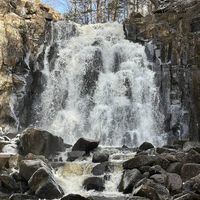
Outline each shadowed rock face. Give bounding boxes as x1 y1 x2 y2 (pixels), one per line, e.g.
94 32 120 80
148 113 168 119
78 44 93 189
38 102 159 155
124 1 200 143
0 0 62 133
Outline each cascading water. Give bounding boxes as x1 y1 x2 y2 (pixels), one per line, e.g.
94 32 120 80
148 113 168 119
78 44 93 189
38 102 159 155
32 21 165 147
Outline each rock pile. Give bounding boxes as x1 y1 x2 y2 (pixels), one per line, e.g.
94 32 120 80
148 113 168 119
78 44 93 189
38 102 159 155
1 128 200 200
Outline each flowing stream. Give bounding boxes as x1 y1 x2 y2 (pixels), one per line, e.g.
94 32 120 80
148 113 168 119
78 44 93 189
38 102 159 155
31 21 165 147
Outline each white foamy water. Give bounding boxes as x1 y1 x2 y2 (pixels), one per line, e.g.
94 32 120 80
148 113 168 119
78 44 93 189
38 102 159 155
32 21 165 147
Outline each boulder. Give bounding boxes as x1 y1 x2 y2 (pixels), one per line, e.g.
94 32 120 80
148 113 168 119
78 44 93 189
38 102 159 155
165 173 182 195
133 184 160 200
154 155 170 170
72 138 100 154
174 193 191 200
138 142 154 152
83 177 105 191
67 151 86 162
149 165 167 175
0 170 18 191
184 149 200 163
91 162 114 176
92 152 109 163
118 169 142 193
0 153 11 169
9 193 39 200
150 174 166 184
20 128 65 158
156 147 177 154
181 163 200 182
166 162 182 175
19 159 48 181
183 142 200 153
28 167 64 199
123 155 155 169
61 194 89 200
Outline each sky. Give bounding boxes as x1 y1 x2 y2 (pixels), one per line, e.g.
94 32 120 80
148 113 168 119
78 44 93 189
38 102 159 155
40 0 70 15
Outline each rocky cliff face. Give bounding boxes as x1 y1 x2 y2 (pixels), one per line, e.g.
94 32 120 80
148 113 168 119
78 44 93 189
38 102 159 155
0 0 62 133
124 0 200 143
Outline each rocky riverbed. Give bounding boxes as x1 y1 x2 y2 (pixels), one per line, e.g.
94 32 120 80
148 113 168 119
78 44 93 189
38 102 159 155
0 128 200 200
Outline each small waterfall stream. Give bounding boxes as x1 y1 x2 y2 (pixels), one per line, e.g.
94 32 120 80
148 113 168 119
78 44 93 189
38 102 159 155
31 21 165 147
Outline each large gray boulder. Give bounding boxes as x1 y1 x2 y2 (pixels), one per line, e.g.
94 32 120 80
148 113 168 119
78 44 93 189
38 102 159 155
123 155 155 169
83 177 105 191
92 152 109 163
118 168 142 193
19 159 48 181
91 162 114 176
165 173 182 195
72 138 100 154
20 128 65 158
28 167 64 199
181 163 200 182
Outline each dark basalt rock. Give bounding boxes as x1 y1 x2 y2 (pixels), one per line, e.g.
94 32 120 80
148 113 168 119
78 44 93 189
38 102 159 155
165 173 182 195
138 142 154 152
166 162 182 175
9 193 39 200
133 184 160 200
92 152 109 163
72 138 100 154
83 177 105 191
155 155 170 170
118 168 142 193
181 163 200 182
0 171 18 192
150 174 166 185
123 155 155 169
67 151 86 162
20 128 65 158
91 161 114 176
19 159 48 181
183 142 200 153
28 167 64 199
184 149 200 163
61 194 89 200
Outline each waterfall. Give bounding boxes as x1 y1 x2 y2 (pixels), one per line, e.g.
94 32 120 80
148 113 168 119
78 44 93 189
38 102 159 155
31 21 165 147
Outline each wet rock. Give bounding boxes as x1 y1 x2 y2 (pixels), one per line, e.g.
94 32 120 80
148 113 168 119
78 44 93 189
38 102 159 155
9 193 39 200
183 142 200 153
90 197 127 200
165 173 182 195
156 147 177 154
67 151 86 162
91 161 114 176
0 153 11 169
118 168 142 193
0 170 18 191
92 152 109 163
149 165 167 175
181 163 200 182
123 155 155 169
166 162 182 175
61 194 89 200
83 177 105 191
150 174 166 184
28 167 64 199
138 142 154 152
128 197 150 200
133 184 160 200
19 159 48 181
174 193 191 200
155 155 170 170
72 138 100 154
20 128 65 158
184 149 200 163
